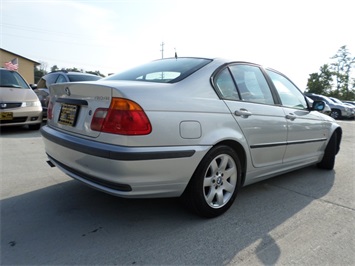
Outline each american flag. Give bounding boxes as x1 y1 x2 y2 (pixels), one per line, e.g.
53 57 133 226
5 58 18 71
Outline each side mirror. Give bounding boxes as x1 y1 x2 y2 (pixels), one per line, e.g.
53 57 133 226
30 84 37 90
312 100 325 111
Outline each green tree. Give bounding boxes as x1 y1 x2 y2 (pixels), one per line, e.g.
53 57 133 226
48 65 106 78
63 67 82 72
86 70 105 77
34 67 46 83
330 45 355 99
34 61 48 83
51 65 59 72
306 64 333 95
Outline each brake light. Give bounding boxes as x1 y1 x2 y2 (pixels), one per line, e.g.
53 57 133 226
91 98 152 135
47 101 53 120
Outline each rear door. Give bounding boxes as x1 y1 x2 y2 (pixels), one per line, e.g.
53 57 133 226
266 69 327 163
214 64 288 168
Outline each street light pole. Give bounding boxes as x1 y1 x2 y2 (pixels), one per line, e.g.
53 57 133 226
160 42 164 59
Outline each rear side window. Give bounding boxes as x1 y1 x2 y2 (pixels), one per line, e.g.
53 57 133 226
104 58 212 83
214 64 274 104
37 73 59 89
56 74 67 83
214 68 240 100
229 65 274 104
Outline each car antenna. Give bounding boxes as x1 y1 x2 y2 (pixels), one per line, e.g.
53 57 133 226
174 48 178 60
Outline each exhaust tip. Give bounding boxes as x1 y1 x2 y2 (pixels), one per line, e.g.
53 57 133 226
46 160 56 168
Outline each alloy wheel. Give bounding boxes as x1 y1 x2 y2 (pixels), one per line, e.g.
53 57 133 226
203 154 238 208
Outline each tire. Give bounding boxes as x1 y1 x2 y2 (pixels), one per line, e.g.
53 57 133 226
182 145 241 218
317 132 337 170
330 109 341 120
28 123 41 130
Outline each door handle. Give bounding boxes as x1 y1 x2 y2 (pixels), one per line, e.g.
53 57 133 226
285 114 296 121
234 109 252 118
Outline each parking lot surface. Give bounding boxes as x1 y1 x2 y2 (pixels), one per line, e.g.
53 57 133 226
1 120 354 265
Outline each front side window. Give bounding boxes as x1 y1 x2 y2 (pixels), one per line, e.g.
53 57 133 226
267 70 307 109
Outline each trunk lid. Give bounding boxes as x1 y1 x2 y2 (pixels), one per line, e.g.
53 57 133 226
47 82 113 138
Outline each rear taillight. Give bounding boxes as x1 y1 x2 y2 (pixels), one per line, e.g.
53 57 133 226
47 101 53 120
91 98 152 135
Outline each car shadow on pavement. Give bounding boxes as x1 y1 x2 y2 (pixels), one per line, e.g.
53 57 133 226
0 123 45 138
0 165 335 265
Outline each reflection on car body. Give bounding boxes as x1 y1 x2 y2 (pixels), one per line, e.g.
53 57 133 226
34 70 101 119
41 57 342 217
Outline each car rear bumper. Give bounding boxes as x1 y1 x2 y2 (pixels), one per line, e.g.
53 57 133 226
41 125 210 198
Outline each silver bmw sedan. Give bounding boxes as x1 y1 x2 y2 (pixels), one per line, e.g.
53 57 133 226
41 57 342 217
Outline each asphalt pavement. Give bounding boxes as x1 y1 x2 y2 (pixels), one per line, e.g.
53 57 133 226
0 120 354 265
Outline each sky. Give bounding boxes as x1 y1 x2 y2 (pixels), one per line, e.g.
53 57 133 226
1 0 354 90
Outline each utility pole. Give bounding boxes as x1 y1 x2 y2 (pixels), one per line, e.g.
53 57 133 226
160 42 164 59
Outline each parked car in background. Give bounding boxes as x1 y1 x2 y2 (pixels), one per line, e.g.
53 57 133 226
34 71 101 118
0 68 43 130
305 93 354 119
306 96 331 115
322 102 332 115
329 97 355 115
41 58 342 218
344 101 355 106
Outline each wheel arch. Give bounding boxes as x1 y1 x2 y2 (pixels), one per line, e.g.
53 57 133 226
213 139 248 186
330 108 342 119
181 139 248 217
334 127 342 155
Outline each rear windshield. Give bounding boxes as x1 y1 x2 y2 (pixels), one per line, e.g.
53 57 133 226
68 74 101 82
104 58 212 83
0 70 30 89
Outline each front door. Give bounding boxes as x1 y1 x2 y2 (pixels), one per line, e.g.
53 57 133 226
266 70 327 164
